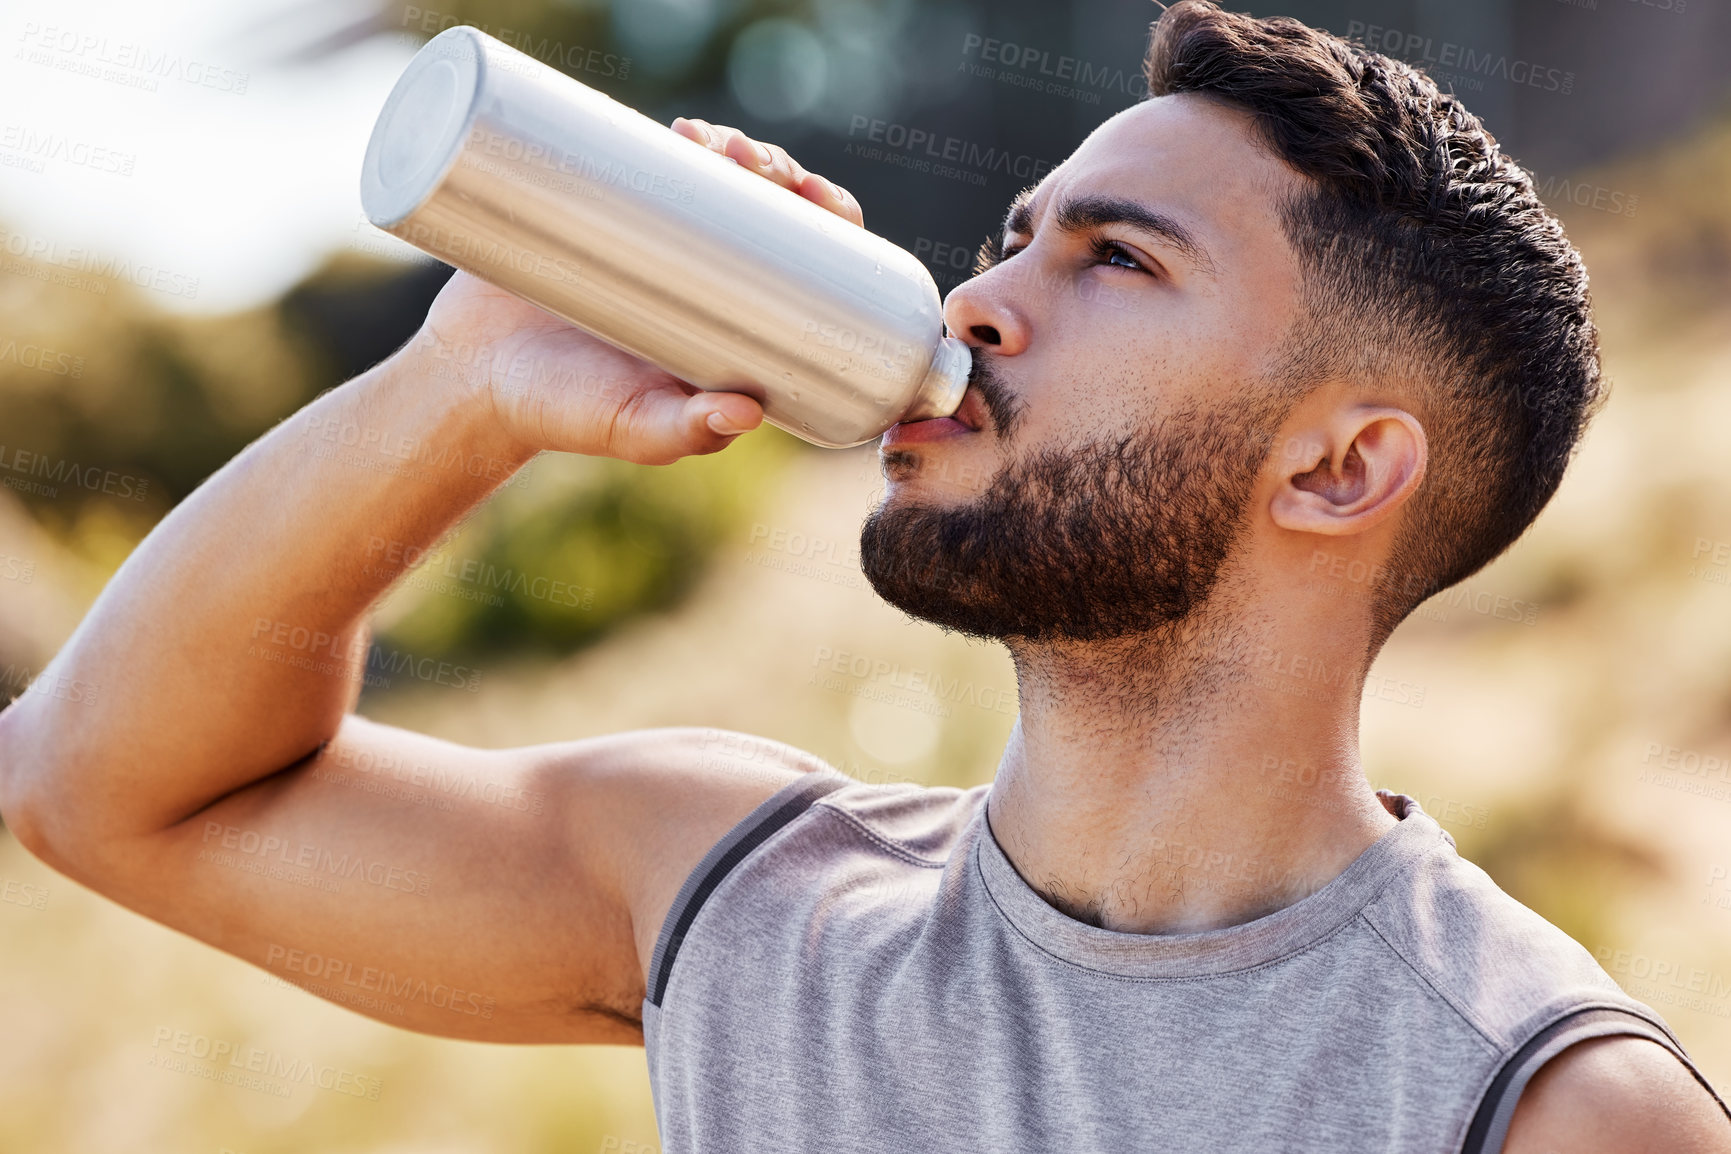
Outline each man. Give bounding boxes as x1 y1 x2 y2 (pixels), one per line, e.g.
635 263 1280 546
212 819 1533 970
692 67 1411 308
0 2 1726 1150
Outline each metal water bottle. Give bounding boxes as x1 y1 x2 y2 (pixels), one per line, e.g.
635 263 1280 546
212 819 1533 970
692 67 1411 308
359 25 971 448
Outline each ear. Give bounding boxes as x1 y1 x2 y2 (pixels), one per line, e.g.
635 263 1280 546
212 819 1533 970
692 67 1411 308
1268 406 1427 537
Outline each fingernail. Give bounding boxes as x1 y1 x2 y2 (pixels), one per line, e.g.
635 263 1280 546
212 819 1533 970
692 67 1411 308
751 141 773 167
708 412 747 436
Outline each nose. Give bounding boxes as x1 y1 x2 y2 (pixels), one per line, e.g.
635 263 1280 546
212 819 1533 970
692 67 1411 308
942 266 1030 356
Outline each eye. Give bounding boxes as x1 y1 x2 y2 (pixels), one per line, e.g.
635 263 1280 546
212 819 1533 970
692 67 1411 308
1091 239 1145 272
975 237 1152 277
974 238 1024 275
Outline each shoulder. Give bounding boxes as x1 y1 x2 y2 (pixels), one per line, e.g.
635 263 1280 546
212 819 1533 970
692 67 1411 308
1360 839 1629 1041
1503 1035 1731 1153
531 726 840 988
570 731 983 999
810 775 988 863
1357 837 1729 1147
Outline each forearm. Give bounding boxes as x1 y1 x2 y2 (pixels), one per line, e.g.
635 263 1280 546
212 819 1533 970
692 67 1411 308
0 340 537 842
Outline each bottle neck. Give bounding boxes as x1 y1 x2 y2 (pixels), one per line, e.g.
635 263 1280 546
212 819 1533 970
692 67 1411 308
902 337 972 423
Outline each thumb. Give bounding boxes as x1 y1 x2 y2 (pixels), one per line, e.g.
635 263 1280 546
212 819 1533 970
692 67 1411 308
602 386 764 463
698 391 765 439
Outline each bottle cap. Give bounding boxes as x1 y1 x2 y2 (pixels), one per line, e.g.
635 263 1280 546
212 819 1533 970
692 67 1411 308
360 27 484 229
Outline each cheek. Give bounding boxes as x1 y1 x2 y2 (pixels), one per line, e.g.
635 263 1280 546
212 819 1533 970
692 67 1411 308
1032 286 1264 432
1159 290 1280 399
1034 364 1160 445
1081 314 1225 417
1056 273 1220 373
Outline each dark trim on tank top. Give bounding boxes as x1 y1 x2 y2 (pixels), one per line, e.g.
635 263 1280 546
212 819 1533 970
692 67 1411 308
1459 1004 1730 1154
645 768 850 1008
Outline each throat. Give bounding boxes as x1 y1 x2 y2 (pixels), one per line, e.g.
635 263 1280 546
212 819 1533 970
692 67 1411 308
985 746 1401 937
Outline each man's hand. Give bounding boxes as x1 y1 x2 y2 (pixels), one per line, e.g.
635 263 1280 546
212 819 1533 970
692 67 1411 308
406 117 864 467
670 116 863 229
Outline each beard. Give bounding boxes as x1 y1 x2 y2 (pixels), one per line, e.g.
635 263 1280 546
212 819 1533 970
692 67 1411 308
860 380 1287 644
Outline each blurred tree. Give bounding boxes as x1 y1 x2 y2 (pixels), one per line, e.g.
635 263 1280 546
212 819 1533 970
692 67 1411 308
1465 791 1669 949
0 242 799 672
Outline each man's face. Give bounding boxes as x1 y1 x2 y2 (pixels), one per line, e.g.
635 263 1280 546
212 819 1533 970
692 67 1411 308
860 93 1309 642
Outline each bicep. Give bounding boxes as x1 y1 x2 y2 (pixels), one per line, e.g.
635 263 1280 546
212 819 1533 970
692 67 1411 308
85 714 642 1044
60 716 824 1046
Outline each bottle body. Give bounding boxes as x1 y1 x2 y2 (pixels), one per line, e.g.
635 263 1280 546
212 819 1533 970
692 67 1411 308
359 26 970 448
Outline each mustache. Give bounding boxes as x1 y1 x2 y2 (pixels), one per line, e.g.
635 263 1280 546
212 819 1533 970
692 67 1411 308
968 350 1025 438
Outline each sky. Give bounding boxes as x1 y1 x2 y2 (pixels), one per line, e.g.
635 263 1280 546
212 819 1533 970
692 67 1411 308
0 0 427 315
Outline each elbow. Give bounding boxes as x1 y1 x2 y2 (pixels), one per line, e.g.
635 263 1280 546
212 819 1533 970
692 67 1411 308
0 699 64 866
0 700 160 888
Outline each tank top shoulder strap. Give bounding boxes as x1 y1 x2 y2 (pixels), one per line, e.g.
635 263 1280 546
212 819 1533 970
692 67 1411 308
1460 1004 1731 1154
645 768 850 1008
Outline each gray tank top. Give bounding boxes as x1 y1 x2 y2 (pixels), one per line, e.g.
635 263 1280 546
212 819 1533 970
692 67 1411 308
641 768 1729 1153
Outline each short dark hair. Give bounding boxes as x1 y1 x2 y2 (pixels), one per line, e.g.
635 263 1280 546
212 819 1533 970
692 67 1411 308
1144 1 1606 646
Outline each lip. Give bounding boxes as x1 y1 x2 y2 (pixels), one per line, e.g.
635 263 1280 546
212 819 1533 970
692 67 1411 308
882 415 972 445
881 384 986 447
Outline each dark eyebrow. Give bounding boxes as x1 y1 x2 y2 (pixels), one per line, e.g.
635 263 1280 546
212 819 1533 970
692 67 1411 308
1000 189 1215 275
1003 186 1038 238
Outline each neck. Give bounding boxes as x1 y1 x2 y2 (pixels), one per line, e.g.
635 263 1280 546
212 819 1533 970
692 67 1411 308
988 606 1399 934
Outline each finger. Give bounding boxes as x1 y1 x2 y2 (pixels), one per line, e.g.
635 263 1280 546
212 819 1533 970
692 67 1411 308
671 118 860 225
795 173 864 228
759 142 814 191
681 118 734 160
675 117 730 157
712 124 777 173
725 132 780 177
670 116 711 145
675 119 768 180
693 123 787 187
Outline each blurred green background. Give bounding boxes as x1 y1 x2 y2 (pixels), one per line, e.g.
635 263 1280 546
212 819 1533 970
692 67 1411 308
2 0 1731 1151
